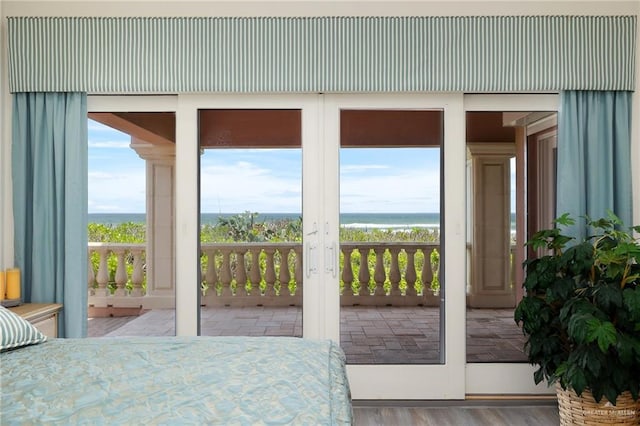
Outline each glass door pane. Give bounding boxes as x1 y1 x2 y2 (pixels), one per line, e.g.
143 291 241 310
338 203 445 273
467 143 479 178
198 109 303 337
87 110 177 337
339 109 444 364
465 110 556 364
463 94 558 397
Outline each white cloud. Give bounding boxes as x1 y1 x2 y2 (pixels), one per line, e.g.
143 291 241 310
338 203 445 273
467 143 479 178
340 168 440 213
88 168 146 213
200 160 301 213
340 164 389 173
88 171 117 179
88 140 131 149
199 156 440 214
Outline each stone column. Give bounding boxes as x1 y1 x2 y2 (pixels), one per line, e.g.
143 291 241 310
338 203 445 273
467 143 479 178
467 143 516 308
131 138 176 309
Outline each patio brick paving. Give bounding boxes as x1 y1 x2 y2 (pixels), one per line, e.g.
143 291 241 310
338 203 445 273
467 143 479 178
88 306 527 364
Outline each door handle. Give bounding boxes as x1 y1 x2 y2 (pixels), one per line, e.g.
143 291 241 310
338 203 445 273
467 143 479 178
325 242 337 277
306 243 317 277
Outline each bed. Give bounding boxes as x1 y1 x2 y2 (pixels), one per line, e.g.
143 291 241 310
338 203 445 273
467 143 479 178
0 307 352 425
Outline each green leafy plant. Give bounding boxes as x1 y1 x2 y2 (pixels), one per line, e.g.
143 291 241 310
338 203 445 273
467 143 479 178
514 212 640 404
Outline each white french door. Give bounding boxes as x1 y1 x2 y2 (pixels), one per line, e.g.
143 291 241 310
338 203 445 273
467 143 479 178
173 93 466 398
169 93 559 399
88 93 560 398
175 94 324 336
463 94 558 396
322 94 467 399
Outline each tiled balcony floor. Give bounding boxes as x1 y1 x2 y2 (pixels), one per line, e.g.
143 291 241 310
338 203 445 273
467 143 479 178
88 306 527 364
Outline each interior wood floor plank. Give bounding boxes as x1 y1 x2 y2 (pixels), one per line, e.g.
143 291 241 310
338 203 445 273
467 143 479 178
353 405 559 426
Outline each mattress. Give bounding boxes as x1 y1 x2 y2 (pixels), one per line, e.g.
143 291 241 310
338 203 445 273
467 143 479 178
0 336 352 425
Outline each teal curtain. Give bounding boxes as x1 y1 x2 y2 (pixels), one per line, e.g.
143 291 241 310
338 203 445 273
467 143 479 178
556 91 633 240
12 92 88 338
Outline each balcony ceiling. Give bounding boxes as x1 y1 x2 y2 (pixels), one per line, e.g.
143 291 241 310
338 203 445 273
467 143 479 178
89 112 176 146
88 109 540 148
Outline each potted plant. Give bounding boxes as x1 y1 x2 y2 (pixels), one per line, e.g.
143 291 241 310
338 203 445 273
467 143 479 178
514 212 640 425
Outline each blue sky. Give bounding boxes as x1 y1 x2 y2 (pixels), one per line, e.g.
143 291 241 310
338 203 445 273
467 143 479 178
199 147 441 214
88 120 147 213
89 118 512 214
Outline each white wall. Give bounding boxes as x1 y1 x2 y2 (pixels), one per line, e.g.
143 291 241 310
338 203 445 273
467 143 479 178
2 0 639 17
1 0 639 266
1 0 9 271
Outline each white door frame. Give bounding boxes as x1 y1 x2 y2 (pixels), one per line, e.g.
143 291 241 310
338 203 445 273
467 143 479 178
324 94 467 399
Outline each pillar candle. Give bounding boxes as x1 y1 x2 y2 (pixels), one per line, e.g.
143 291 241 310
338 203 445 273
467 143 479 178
6 268 21 300
0 270 5 301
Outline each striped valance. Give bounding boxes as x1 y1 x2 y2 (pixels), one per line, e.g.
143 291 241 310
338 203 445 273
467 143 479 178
7 16 637 93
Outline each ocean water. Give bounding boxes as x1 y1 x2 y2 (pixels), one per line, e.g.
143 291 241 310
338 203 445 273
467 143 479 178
89 212 518 231
88 212 443 230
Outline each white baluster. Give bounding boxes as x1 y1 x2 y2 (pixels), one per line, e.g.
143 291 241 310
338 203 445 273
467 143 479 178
404 248 417 296
248 248 262 296
389 247 401 296
278 248 291 296
422 247 434 295
264 248 277 297
130 248 144 297
88 248 96 296
357 247 371 295
96 247 110 297
113 248 128 296
373 247 386 296
205 249 218 296
219 249 233 297
235 250 248 296
293 246 303 296
341 247 354 296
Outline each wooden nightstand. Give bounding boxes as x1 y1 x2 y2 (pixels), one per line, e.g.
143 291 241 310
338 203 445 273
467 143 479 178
9 303 63 338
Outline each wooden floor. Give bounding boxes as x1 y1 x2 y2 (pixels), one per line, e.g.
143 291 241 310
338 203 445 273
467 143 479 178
352 401 559 425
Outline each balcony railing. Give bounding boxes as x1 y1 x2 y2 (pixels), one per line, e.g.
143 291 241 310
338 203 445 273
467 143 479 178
88 241 518 311
88 243 146 304
88 242 443 309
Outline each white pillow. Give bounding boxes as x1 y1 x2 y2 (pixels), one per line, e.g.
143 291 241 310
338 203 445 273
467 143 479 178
0 305 47 351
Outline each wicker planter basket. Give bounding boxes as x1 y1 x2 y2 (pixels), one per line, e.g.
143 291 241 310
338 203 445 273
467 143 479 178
556 384 640 425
